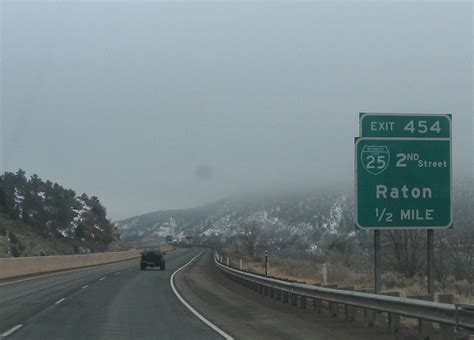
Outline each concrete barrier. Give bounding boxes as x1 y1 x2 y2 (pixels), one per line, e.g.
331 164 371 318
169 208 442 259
0 250 140 280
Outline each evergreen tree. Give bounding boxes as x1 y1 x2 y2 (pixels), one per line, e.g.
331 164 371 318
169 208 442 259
0 169 117 252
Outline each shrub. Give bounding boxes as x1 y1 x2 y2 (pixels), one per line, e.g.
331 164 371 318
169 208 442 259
454 280 471 297
383 272 403 290
17 241 25 253
327 263 348 283
10 245 20 257
437 275 456 293
8 231 18 244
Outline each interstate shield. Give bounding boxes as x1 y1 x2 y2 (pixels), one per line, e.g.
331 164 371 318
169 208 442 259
361 145 390 175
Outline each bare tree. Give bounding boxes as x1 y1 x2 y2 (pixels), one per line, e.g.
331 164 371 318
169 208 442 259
239 219 262 257
448 226 474 281
382 230 425 278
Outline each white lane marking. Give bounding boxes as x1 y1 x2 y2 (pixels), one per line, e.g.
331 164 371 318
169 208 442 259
128 268 133 271
99 277 106 281
114 272 120 275
55 298 66 304
82 285 89 289
170 251 233 340
1 324 23 337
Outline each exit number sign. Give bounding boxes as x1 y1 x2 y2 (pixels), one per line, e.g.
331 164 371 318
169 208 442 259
360 113 451 138
355 113 452 230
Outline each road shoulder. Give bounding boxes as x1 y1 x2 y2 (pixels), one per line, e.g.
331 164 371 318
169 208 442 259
174 249 405 340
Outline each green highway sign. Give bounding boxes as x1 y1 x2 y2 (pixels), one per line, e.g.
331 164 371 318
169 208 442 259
355 138 452 229
360 113 451 138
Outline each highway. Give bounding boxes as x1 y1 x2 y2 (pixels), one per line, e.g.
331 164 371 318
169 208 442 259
1 248 421 340
0 248 220 340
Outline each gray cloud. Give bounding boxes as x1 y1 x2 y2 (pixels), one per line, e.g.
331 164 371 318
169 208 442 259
1 2 472 220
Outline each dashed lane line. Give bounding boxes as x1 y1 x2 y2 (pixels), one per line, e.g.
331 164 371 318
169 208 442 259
55 298 66 305
0 324 23 338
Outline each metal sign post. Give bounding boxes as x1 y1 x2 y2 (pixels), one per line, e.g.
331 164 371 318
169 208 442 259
264 250 268 276
374 230 381 294
427 229 434 295
357 113 452 295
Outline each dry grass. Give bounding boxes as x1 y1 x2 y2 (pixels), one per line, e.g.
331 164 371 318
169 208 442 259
228 254 473 303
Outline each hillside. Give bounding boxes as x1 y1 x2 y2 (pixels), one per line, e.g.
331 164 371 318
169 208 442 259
116 185 358 254
0 170 119 257
116 180 473 255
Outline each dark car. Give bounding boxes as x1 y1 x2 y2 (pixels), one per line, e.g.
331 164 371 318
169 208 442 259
140 249 166 271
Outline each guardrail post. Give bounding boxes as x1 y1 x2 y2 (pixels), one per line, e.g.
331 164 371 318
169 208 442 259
438 294 454 340
313 298 322 313
300 296 307 309
258 284 264 294
324 284 338 318
407 295 434 340
240 258 243 270
269 287 275 298
275 289 282 301
290 293 298 306
340 287 355 322
264 285 269 296
282 291 289 303
364 309 376 327
312 284 322 314
329 301 338 318
383 291 401 333
356 289 376 326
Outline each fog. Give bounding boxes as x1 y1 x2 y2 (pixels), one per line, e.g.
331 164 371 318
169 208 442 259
1 2 472 220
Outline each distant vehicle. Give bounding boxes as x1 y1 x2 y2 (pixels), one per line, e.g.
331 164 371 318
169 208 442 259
140 249 166 271
184 236 193 247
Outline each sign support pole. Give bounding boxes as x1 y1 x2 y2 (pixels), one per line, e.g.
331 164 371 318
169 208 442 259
264 250 268 277
374 230 381 294
427 229 434 295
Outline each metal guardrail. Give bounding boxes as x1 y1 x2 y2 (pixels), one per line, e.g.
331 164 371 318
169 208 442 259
214 253 474 333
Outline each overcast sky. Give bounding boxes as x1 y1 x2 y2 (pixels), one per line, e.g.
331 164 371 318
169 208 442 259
1 1 472 220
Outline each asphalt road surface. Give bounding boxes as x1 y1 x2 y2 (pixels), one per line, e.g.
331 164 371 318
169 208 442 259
2 248 420 340
0 248 220 340
176 250 417 340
